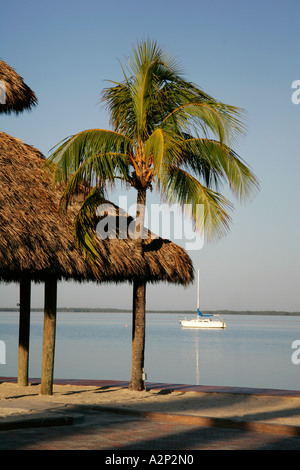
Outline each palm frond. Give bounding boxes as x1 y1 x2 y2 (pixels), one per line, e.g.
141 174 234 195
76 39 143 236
112 39 185 140
162 99 245 145
158 165 232 242
181 138 259 201
145 128 181 174
73 186 106 264
59 152 131 209
102 82 136 136
45 129 132 183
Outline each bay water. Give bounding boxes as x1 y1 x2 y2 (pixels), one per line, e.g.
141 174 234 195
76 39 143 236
0 312 299 391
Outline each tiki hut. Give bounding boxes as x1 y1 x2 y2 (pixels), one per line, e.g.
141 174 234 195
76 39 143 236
0 60 38 114
0 133 193 284
0 132 194 394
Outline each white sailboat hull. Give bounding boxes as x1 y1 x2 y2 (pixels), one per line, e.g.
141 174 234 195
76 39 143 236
180 269 226 329
180 318 226 329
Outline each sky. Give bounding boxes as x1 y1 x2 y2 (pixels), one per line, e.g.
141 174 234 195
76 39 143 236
0 0 299 312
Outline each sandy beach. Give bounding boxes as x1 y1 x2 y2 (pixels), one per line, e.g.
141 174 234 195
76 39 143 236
1 381 300 428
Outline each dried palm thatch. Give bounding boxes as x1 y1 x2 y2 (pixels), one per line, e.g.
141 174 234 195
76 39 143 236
0 132 194 286
0 60 37 114
93 202 194 285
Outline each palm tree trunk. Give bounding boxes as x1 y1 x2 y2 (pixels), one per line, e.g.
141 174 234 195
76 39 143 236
129 279 146 390
129 187 147 391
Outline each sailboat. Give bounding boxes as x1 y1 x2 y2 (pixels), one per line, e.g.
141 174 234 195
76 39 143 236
179 270 226 329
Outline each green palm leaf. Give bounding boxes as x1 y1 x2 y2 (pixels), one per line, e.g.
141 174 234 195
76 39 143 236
158 165 232 242
73 185 106 263
46 129 132 183
181 138 259 201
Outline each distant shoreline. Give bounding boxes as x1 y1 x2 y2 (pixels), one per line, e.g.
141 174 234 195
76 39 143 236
0 308 299 316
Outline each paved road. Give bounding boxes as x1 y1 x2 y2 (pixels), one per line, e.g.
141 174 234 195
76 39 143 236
1 407 300 451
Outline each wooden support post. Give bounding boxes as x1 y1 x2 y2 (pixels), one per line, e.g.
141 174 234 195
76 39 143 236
40 276 57 395
18 275 31 386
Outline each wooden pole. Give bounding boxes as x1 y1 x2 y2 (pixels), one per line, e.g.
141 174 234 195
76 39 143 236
197 268 200 311
18 275 31 386
40 276 57 395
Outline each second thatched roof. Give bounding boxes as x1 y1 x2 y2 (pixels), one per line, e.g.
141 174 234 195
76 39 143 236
0 132 194 286
0 60 37 115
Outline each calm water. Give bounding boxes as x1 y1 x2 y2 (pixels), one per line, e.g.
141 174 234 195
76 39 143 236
0 312 299 391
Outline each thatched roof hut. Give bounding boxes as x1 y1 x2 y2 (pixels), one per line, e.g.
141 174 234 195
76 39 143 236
0 131 194 393
0 132 193 285
0 60 38 114
0 134 95 283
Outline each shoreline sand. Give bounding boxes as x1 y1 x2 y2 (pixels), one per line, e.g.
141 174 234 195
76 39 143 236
1 380 300 430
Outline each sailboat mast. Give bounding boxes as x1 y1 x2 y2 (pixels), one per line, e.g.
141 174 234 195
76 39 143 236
197 269 200 310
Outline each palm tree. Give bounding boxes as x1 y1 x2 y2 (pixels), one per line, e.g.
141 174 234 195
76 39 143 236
46 39 259 391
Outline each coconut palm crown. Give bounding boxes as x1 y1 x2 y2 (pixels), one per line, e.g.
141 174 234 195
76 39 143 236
48 40 258 242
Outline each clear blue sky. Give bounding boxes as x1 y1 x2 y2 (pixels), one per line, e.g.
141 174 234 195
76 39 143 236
1 0 299 311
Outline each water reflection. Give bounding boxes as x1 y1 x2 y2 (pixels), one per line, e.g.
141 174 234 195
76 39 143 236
0 312 299 391
195 334 200 385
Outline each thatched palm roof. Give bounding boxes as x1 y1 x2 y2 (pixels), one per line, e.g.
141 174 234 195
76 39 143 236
0 132 194 285
95 201 194 285
0 60 37 114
